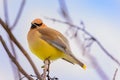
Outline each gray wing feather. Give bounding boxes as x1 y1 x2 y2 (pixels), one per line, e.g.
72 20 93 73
38 27 71 54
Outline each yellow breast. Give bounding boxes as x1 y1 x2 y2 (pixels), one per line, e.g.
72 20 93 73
27 30 64 61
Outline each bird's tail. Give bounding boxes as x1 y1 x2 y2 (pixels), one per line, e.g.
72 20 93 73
62 54 86 70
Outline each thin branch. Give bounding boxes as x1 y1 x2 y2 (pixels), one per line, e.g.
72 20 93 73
85 40 94 48
80 21 85 30
10 0 26 30
42 60 49 80
95 40 120 65
8 37 21 79
87 54 109 80
113 68 118 80
0 36 33 80
45 17 120 66
3 0 21 79
58 0 72 22
20 75 38 80
3 0 9 25
44 17 82 30
2 0 41 79
9 38 22 79
0 18 42 80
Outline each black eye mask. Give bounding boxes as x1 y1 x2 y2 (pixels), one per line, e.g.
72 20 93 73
31 23 43 29
34 23 43 26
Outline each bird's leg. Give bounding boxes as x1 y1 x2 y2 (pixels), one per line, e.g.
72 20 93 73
47 59 51 80
41 59 51 80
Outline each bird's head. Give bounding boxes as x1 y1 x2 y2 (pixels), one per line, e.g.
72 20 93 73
31 18 43 29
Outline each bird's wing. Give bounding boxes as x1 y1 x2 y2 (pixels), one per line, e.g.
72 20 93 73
37 27 86 68
38 27 70 54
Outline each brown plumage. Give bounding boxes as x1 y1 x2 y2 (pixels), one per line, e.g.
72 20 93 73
27 18 86 69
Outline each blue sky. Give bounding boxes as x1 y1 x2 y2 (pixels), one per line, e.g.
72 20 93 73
0 0 120 80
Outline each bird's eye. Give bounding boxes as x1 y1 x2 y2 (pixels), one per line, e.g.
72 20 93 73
31 23 37 29
31 23 43 29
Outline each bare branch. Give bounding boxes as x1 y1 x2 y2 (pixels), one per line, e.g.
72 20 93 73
2 0 42 79
3 0 9 25
113 68 118 80
0 18 42 80
8 38 21 80
0 36 33 80
87 54 109 80
95 40 120 65
58 0 72 22
10 0 26 30
4 0 21 79
44 17 82 30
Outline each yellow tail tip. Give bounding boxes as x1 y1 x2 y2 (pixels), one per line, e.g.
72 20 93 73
83 64 87 70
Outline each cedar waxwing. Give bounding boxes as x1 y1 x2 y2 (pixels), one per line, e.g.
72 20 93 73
27 18 86 69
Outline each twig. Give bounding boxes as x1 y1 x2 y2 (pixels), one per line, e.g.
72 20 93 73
87 53 109 80
44 17 82 30
58 0 72 22
0 18 42 80
10 0 26 30
8 37 21 79
0 36 33 80
3 0 9 25
3 0 21 79
20 74 38 80
113 68 118 80
41 59 50 80
85 39 94 48
46 60 51 80
95 40 120 65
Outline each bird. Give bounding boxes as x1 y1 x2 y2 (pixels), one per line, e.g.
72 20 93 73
27 18 86 69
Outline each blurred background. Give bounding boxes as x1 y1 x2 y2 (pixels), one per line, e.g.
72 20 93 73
0 0 120 80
